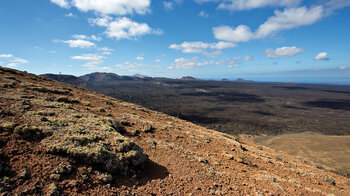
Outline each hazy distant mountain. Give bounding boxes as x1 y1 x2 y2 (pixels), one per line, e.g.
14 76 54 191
132 74 150 79
180 76 200 81
233 78 253 83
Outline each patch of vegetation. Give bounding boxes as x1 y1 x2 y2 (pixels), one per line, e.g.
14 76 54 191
48 183 59 196
20 100 31 110
0 67 24 76
105 100 114 106
29 85 70 95
1 82 15 88
41 116 147 175
0 121 17 132
56 96 80 104
14 125 45 139
37 110 56 116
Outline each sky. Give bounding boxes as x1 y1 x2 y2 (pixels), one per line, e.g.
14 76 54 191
0 0 350 84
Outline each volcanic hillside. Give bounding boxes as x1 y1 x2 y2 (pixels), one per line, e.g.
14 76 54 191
1 66 350 195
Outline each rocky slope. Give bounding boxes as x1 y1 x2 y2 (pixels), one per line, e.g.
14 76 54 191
1 66 350 195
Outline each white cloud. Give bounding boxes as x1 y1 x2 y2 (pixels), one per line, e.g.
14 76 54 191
0 54 13 58
10 58 28 64
154 59 161 63
136 56 144 61
163 1 174 10
217 0 300 11
213 25 254 42
65 12 76 17
90 17 162 40
71 54 105 61
168 55 252 69
256 6 323 38
263 46 304 58
70 0 150 15
89 15 112 27
199 10 209 17
55 39 96 48
169 57 210 69
50 0 70 8
72 34 101 41
213 6 323 42
169 41 236 56
314 52 329 60
0 54 28 67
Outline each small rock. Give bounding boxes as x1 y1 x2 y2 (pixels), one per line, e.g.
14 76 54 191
19 168 30 179
144 124 154 133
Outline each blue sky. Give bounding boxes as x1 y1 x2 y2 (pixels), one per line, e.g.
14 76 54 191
0 0 350 83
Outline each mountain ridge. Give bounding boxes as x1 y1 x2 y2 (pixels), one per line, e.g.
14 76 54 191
2 66 349 195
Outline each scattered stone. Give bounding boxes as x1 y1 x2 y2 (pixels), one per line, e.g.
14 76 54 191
144 124 154 133
198 157 208 164
19 168 30 179
240 145 248 151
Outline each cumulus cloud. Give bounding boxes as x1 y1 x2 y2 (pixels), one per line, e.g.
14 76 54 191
52 0 151 15
256 6 323 38
0 54 28 67
50 0 70 9
263 46 304 58
71 54 105 61
314 52 329 60
90 16 162 40
169 41 236 57
154 59 161 63
55 39 96 48
213 25 254 42
213 6 324 42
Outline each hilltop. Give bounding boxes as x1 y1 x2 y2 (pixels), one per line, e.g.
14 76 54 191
1 66 350 195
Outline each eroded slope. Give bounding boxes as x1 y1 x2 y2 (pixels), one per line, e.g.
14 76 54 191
1 67 350 195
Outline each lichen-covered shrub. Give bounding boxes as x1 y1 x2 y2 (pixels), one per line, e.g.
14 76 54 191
41 115 147 175
14 125 44 139
0 121 17 132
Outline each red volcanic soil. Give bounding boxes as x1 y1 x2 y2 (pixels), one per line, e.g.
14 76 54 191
1 66 349 195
